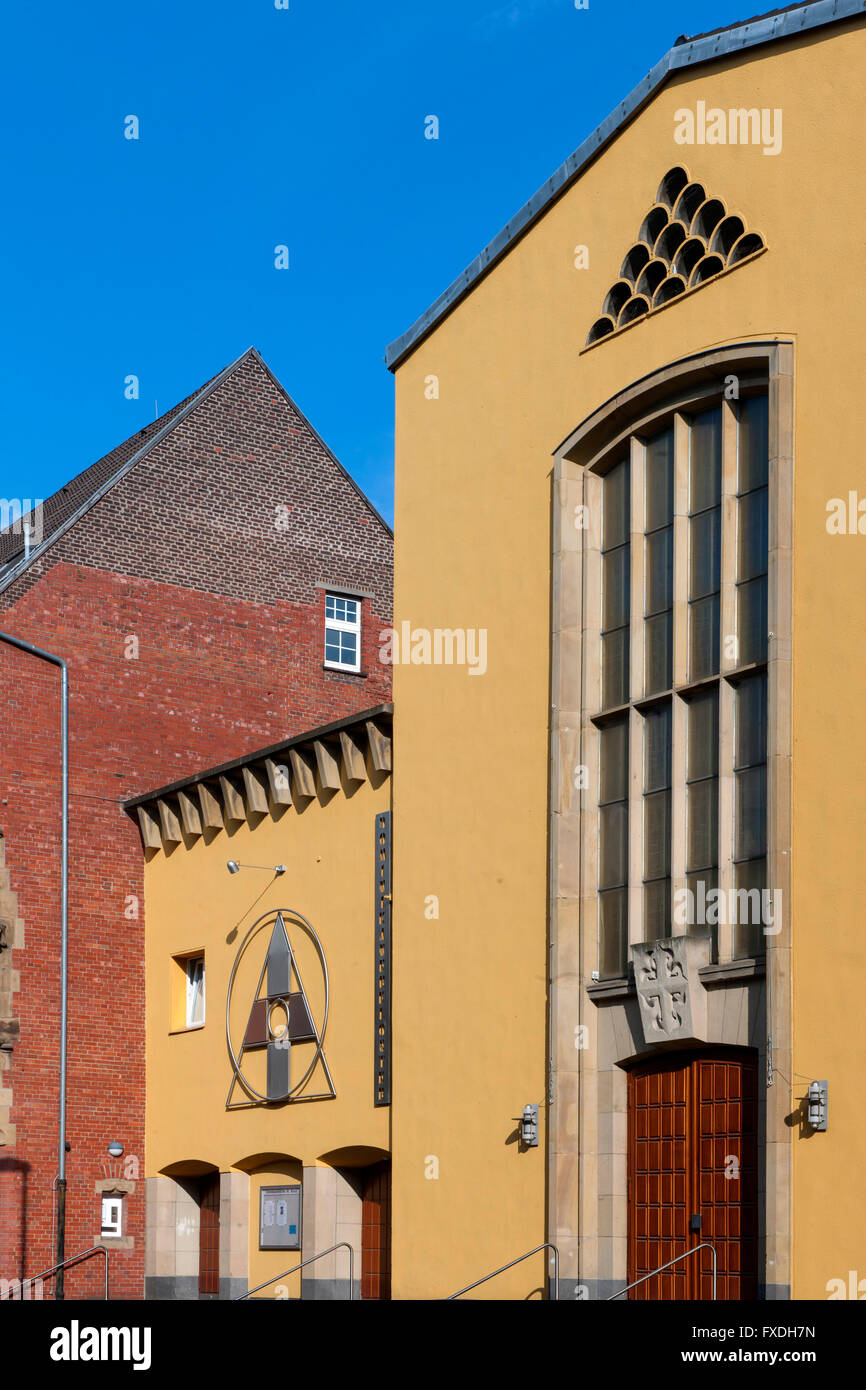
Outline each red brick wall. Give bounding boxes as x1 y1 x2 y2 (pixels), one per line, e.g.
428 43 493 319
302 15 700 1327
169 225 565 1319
0 352 392 1297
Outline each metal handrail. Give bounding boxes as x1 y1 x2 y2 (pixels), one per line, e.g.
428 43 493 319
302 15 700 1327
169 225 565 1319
235 1242 355 1300
0 1244 109 1300
446 1243 559 1300
607 1243 717 1300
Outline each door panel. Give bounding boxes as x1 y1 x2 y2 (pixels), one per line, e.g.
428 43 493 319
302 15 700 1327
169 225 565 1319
628 1050 758 1300
630 1056 690 1299
361 1161 391 1300
198 1172 221 1297
695 1056 758 1300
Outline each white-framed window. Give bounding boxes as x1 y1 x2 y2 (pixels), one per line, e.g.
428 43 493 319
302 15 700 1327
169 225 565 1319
101 1196 123 1238
186 954 205 1028
324 593 361 672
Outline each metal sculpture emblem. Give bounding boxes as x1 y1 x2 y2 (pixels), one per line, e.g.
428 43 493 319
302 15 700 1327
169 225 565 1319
226 909 335 1107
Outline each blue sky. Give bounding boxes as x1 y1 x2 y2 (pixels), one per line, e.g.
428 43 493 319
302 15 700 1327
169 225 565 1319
1 0 760 525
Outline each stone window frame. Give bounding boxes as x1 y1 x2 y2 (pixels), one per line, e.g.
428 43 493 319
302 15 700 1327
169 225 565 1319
548 341 793 1295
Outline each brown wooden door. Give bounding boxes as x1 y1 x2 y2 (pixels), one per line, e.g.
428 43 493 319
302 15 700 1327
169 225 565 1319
628 1050 758 1300
361 1161 391 1300
198 1173 221 1297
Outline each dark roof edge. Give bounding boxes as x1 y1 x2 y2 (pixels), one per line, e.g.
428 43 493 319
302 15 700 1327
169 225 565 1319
0 347 257 596
384 0 861 371
124 703 394 809
249 349 393 540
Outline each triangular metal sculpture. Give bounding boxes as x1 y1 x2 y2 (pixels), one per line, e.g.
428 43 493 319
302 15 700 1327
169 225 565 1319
226 910 335 1108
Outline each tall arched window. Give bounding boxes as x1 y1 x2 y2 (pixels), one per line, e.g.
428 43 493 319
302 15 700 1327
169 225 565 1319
552 344 791 979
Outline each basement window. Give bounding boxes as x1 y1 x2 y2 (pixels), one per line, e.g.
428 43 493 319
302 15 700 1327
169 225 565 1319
324 593 361 672
101 1197 123 1238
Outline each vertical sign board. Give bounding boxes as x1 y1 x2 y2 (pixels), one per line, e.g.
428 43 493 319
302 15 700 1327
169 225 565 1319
374 811 392 1106
259 1185 302 1250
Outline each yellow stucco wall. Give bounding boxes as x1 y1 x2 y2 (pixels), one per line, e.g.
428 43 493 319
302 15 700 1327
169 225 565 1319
391 18 866 1300
144 765 390 1294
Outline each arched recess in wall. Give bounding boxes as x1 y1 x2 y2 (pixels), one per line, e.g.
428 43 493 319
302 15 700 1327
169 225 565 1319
233 1151 303 1176
317 1145 390 1168
159 1159 219 1178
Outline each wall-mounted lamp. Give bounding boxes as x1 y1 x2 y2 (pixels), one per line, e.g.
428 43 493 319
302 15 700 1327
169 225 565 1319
520 1104 539 1147
807 1080 828 1132
226 862 286 875
107 1142 124 1159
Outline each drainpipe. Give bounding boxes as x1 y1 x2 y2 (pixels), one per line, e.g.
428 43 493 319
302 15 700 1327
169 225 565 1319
0 631 69 1299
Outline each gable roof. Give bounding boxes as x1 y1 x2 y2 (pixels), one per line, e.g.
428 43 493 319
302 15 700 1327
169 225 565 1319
385 0 861 370
0 347 391 595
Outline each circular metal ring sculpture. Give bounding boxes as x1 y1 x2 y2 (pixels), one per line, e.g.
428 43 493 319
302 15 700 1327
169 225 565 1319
226 907 330 1104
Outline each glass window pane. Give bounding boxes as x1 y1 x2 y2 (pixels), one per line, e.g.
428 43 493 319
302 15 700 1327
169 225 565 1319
685 869 719 955
602 546 629 630
599 719 628 803
687 777 718 870
685 868 719 914
690 406 722 513
643 789 671 879
645 428 674 533
689 594 719 681
689 507 720 600
735 766 767 860
645 527 673 616
599 802 628 889
733 858 766 959
738 396 769 494
736 675 767 767
688 688 719 780
737 577 767 666
645 612 671 695
643 704 671 792
599 888 628 978
603 458 629 550
738 486 768 583
643 878 671 941
602 628 629 708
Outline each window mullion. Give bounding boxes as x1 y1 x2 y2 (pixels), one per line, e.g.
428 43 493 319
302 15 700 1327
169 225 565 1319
629 435 645 700
628 704 642 950
718 678 736 962
628 435 644 952
671 692 687 936
673 412 689 689
721 400 738 673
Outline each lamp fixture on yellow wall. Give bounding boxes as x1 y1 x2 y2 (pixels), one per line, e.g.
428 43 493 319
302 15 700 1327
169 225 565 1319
226 862 287 875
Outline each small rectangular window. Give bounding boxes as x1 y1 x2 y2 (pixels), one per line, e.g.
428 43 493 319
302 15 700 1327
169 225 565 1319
601 459 630 709
642 702 672 941
325 593 361 672
101 1196 123 1238
598 716 628 978
186 955 205 1028
686 687 719 955
644 427 674 695
733 673 767 958
688 406 722 681
736 397 769 666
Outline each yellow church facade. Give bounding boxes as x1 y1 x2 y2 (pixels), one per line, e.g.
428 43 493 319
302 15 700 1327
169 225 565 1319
386 1 866 1301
